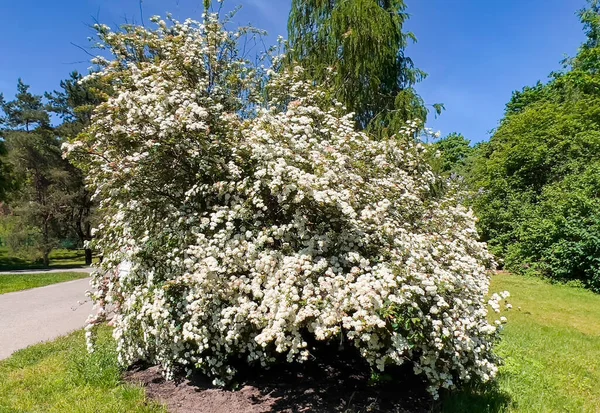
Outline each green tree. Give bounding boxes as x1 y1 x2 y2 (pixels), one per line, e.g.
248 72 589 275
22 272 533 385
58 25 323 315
0 93 13 201
432 132 473 174
46 72 107 265
287 0 441 133
469 0 600 291
0 81 69 266
1 79 50 131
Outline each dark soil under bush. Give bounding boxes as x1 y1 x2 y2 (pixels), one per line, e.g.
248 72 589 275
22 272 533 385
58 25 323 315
125 348 434 413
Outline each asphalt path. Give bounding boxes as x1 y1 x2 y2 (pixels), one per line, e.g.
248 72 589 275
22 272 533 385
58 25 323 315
0 277 93 359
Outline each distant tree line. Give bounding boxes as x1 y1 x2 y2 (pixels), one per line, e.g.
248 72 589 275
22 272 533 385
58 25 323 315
434 0 600 292
0 73 106 265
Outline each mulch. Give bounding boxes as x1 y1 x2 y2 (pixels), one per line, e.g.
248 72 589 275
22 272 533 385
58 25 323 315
125 348 434 413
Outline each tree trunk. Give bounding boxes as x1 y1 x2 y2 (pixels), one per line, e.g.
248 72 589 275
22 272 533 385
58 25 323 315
43 251 50 267
85 248 93 266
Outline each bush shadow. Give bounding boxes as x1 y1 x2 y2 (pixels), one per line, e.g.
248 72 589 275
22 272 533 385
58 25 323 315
185 344 435 413
127 344 510 413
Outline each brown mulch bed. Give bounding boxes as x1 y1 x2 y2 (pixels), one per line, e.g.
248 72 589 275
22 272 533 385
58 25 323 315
125 350 434 413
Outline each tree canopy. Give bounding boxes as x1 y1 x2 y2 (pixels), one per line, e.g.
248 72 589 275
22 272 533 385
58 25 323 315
468 0 600 291
0 75 102 265
287 0 441 133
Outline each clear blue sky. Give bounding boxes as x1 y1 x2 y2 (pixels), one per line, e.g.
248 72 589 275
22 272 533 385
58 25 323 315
0 0 588 142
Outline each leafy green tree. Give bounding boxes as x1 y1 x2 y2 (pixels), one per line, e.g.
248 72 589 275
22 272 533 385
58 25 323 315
572 0 600 73
432 132 473 174
287 0 441 133
469 0 600 291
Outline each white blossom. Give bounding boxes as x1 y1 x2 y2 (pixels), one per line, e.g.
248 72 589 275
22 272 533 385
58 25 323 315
68 13 506 398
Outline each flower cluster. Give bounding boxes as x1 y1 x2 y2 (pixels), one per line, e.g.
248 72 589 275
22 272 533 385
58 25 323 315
68 13 505 397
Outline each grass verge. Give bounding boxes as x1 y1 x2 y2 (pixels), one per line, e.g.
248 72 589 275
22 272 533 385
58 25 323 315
0 327 165 413
441 273 600 413
0 272 89 295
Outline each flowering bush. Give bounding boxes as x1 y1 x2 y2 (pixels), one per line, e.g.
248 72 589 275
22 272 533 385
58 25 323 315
67 12 507 397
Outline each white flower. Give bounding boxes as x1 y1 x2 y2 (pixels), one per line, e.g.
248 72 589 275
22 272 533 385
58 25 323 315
73 12 503 399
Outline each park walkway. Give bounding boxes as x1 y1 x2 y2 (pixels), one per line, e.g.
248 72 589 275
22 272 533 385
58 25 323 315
0 277 92 359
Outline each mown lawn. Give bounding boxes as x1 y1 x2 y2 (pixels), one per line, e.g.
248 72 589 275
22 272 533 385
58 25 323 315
0 272 90 295
442 274 600 413
0 248 89 271
0 327 165 413
0 274 597 412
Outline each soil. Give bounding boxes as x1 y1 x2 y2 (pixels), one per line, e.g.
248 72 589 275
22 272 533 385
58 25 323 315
125 349 434 413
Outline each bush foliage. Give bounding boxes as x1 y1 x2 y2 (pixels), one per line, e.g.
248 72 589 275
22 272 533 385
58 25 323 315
67 12 506 397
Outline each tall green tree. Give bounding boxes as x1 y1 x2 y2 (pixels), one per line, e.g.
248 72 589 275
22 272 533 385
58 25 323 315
1 79 50 131
0 93 13 201
287 0 440 133
432 132 473 175
0 81 67 266
46 72 107 265
468 0 600 291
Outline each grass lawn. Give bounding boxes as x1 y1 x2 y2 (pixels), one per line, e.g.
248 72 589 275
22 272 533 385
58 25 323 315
0 272 90 295
0 274 597 412
0 248 88 271
442 274 600 413
0 327 165 413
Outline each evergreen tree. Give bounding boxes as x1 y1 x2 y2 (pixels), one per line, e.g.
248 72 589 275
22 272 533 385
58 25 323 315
0 93 13 201
287 0 441 132
2 79 50 131
0 81 66 266
46 72 107 265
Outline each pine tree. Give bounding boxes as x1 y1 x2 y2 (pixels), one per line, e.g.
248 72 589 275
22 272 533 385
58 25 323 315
47 72 107 265
2 79 50 131
1 81 67 266
287 0 440 132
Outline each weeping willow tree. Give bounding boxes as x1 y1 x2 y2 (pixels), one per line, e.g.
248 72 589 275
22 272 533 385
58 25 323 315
287 0 441 133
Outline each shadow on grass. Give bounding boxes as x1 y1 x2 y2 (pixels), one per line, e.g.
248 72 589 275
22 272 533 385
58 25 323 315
438 381 512 413
0 262 88 271
0 248 88 271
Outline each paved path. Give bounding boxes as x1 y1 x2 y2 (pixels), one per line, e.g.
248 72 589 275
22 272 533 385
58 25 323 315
0 278 93 360
0 267 93 275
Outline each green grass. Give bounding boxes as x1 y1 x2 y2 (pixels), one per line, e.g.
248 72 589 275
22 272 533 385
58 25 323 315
1 274 597 412
0 248 88 271
0 272 90 295
442 274 600 413
0 327 166 413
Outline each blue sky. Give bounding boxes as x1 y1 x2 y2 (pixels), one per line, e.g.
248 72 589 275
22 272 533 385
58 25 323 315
0 0 588 142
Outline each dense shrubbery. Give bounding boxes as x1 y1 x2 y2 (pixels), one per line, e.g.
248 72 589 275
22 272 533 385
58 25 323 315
470 98 600 291
67 13 507 397
467 4 600 292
